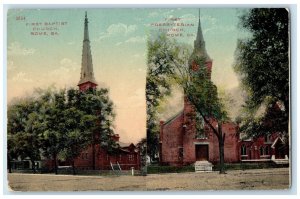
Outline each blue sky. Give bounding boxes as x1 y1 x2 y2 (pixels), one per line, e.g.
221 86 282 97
7 8 249 143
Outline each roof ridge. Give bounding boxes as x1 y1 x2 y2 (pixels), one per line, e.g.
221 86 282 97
163 109 184 125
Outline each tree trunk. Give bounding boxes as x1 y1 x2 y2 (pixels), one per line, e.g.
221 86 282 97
218 123 226 174
53 153 58 175
30 158 36 173
72 160 76 175
218 138 225 174
92 141 96 170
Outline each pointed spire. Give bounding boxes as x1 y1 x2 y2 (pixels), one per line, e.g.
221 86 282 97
193 8 211 61
84 11 89 41
78 11 97 88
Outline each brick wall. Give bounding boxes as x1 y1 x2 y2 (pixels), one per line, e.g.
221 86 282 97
160 113 184 166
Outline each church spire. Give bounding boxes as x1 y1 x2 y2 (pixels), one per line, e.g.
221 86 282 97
193 9 211 61
78 11 97 91
83 11 89 41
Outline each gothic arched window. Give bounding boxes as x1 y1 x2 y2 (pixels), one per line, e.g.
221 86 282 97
260 146 265 156
265 146 269 155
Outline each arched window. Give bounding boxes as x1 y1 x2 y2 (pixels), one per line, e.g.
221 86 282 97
265 146 269 155
241 145 247 155
260 146 264 156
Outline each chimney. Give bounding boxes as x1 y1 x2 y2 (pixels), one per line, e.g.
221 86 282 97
112 134 120 142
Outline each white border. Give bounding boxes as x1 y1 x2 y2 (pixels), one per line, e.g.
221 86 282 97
1 1 299 198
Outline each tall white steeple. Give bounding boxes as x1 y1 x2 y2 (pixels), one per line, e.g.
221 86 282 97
78 11 97 91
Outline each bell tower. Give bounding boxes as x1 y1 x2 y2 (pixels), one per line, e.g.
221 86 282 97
188 9 213 79
184 9 213 116
78 11 98 91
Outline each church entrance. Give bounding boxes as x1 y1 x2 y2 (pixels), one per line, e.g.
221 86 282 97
195 144 209 161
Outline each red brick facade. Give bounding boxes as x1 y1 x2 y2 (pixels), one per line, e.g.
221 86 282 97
159 97 240 166
73 142 140 170
44 134 141 170
159 106 289 166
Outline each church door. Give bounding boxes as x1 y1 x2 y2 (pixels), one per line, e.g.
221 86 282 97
195 145 209 161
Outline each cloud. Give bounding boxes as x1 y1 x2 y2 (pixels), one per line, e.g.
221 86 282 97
148 11 159 17
133 53 140 58
67 41 75 45
48 58 80 86
7 60 16 71
51 58 79 75
11 72 33 82
8 42 36 56
107 23 137 35
126 36 146 43
115 36 146 46
96 23 137 42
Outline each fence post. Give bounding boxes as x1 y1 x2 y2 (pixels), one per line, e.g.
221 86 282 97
131 167 134 176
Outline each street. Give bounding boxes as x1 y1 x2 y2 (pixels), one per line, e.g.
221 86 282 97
7 167 290 191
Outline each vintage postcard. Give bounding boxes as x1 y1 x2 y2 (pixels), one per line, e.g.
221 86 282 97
6 7 290 191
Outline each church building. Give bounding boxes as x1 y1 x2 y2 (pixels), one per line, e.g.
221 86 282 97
159 12 289 169
46 12 141 171
75 12 141 170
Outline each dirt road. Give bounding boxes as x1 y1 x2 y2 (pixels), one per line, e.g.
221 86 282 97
7 168 290 192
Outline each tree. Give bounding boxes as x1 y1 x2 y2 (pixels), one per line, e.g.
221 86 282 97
234 8 289 138
136 138 147 175
146 34 191 162
7 97 43 173
7 87 117 174
69 88 117 170
57 88 116 174
174 54 228 174
59 107 94 175
39 89 67 175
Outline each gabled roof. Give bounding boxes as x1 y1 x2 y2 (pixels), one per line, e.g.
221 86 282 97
119 142 135 148
163 110 184 126
271 137 284 149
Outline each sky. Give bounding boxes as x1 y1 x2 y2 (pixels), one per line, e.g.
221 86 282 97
7 8 249 144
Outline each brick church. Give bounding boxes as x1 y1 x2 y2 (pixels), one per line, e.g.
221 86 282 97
46 12 140 171
159 12 289 168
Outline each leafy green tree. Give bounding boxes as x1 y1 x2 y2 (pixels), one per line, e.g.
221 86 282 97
7 97 43 173
146 34 191 162
68 88 117 170
234 8 289 138
7 87 117 174
59 107 95 175
174 54 229 174
39 89 67 175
